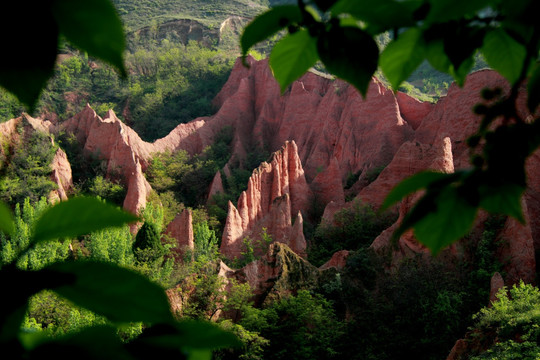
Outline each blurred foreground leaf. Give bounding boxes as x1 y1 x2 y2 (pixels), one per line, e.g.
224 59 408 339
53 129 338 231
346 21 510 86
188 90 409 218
32 197 137 243
48 261 174 324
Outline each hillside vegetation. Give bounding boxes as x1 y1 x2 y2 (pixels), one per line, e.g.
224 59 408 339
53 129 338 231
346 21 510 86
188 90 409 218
112 0 269 30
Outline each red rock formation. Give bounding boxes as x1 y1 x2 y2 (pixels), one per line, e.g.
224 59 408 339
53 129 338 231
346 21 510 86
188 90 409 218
311 157 345 207
50 148 73 202
359 136 454 210
319 250 350 271
365 70 539 286
164 208 195 261
233 242 319 305
489 272 505 305
4 56 536 292
207 170 224 201
396 91 434 130
209 56 415 185
290 211 307 258
123 159 152 217
220 141 311 259
497 199 536 285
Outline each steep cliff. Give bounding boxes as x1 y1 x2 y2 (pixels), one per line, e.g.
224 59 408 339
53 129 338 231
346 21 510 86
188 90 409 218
220 141 311 260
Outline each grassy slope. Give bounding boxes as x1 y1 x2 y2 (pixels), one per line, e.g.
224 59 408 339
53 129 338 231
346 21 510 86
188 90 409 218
112 0 269 30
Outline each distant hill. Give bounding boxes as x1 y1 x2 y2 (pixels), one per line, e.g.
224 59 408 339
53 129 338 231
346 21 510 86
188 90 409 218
111 0 269 31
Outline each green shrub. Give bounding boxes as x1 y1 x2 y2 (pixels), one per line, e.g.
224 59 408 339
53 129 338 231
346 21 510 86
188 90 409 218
469 282 540 359
309 201 396 267
87 175 127 206
0 131 58 206
132 221 163 263
240 290 344 360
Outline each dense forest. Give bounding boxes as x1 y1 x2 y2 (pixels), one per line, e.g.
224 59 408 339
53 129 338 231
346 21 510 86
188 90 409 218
1 0 539 359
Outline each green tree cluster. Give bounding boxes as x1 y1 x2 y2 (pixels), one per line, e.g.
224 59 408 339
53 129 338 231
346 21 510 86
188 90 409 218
309 201 396 267
239 290 344 360
470 282 540 359
0 130 58 206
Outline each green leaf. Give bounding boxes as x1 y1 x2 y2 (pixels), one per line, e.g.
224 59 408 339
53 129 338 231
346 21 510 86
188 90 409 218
425 37 453 74
312 0 339 12
425 0 495 23
380 28 426 90
479 184 525 222
443 24 485 85
0 265 74 342
269 30 318 93
0 201 15 236
482 28 527 85
48 261 174 324
187 349 212 360
414 187 477 255
381 171 457 210
136 321 241 349
51 0 126 77
128 321 240 357
317 26 379 96
32 197 137 243
527 63 540 112
331 0 420 33
241 5 303 57
450 56 475 87
0 4 58 110
28 326 131 360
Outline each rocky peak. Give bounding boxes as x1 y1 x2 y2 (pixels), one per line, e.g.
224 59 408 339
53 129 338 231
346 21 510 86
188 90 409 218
165 208 195 262
220 141 311 260
233 242 319 306
49 148 73 202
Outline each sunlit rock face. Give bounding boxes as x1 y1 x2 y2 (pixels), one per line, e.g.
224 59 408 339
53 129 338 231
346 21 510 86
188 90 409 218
220 141 311 260
164 208 195 262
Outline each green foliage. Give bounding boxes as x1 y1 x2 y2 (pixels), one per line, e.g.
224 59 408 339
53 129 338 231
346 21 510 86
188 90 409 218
0 0 125 110
231 229 274 268
88 225 134 266
193 221 219 263
87 176 127 206
336 255 476 360
466 215 506 304
216 320 269 360
309 201 396 267
146 127 233 208
240 290 344 360
111 0 268 30
270 30 318 93
471 340 540 360
33 197 137 244
133 221 163 262
125 42 236 141
26 290 108 336
469 282 540 359
0 130 58 206
0 197 70 270
0 197 240 359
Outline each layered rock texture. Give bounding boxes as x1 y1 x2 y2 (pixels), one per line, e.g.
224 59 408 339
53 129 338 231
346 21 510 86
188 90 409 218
220 141 310 259
165 208 195 261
